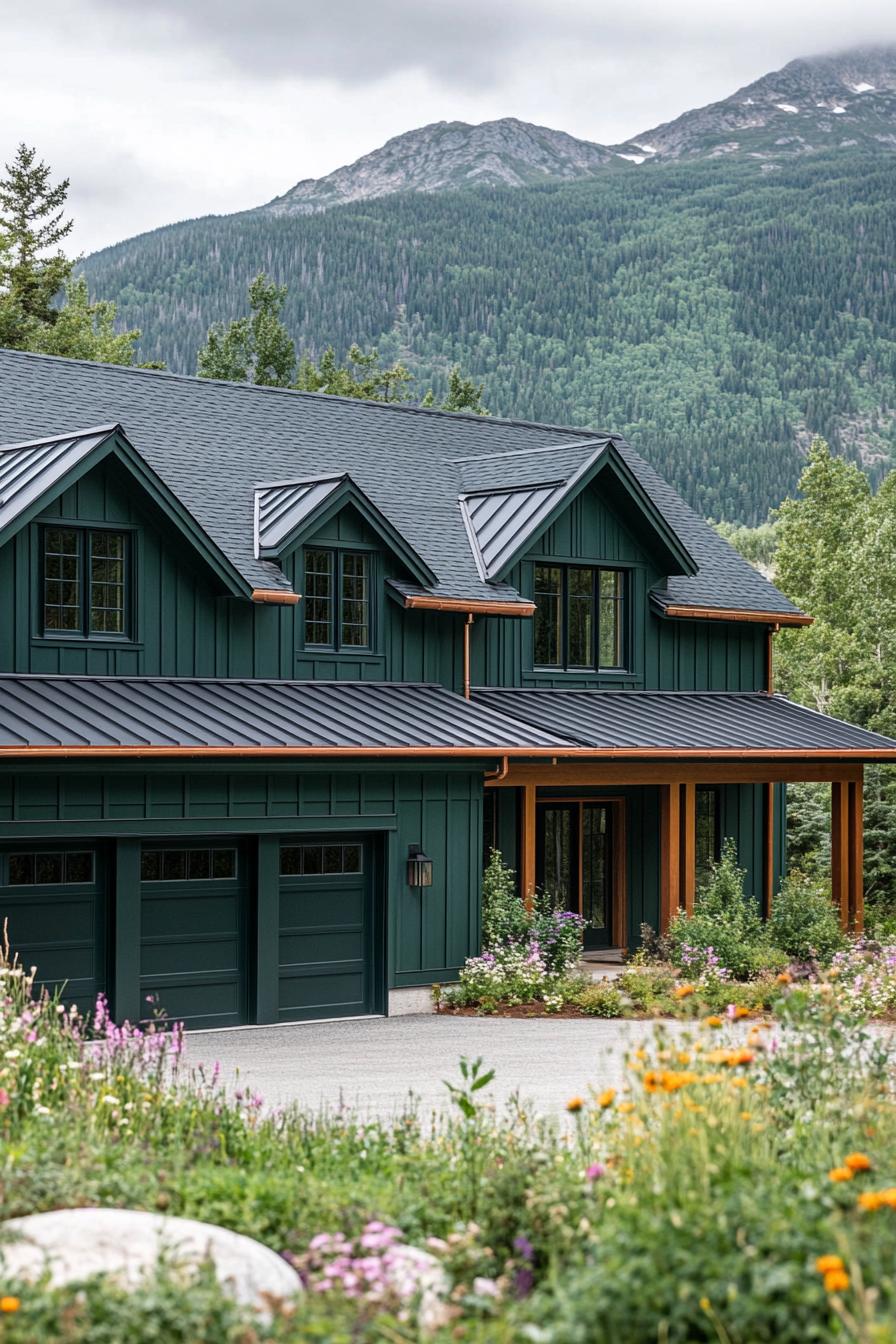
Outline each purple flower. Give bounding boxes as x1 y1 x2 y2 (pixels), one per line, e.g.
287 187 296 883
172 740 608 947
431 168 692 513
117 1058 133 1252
513 1235 534 1261
586 1162 606 1181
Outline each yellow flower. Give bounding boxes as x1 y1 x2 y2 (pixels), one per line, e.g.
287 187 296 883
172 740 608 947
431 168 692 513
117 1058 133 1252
566 1096 584 1113
823 1269 850 1294
730 1077 748 1090
617 1101 636 1114
828 1167 854 1183
633 1048 648 1061
676 1051 692 1066
674 984 695 999
704 1016 723 1028
643 1070 663 1094
0 1297 20 1313
699 1296 711 1312
844 1152 872 1172
815 1255 844 1275
597 1088 616 1108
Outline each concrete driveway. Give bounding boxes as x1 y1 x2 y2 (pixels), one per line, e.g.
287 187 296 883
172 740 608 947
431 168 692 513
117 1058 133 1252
185 1014 678 1119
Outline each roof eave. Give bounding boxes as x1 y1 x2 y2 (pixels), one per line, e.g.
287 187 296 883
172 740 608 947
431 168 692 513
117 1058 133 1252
655 599 812 627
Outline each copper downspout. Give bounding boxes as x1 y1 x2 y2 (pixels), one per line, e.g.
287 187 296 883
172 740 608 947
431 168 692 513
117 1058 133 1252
484 755 510 782
463 613 474 700
766 623 780 694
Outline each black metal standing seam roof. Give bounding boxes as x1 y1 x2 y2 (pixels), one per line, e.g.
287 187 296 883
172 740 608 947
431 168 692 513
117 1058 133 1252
473 689 896 755
0 425 116 543
254 475 345 558
0 675 577 753
0 349 805 617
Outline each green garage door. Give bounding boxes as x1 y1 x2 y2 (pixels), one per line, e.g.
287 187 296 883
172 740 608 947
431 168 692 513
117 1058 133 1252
140 843 247 1031
0 846 105 1012
278 838 375 1022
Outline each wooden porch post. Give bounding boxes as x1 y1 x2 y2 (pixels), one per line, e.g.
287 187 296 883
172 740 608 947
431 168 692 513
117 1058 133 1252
763 783 775 918
659 783 681 933
521 783 536 913
831 781 850 929
848 778 864 932
681 782 696 918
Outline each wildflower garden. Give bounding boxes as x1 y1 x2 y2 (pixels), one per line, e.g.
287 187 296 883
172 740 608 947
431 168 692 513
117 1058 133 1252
2 899 896 1341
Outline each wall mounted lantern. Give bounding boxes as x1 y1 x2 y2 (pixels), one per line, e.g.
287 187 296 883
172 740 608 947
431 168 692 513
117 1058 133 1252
407 844 433 888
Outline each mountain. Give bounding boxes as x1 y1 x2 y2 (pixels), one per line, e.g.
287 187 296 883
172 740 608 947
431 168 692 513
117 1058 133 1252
79 47 896 524
266 118 621 215
613 45 896 163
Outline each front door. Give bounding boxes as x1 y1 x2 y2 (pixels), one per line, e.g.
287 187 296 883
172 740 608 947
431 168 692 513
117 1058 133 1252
536 801 615 950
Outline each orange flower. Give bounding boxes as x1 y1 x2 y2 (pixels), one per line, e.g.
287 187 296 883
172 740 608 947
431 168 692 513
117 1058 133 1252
676 1051 692 1065
597 1088 616 1108
814 1255 844 1274
844 1152 872 1173
828 1167 854 1183
704 1016 723 1028
823 1269 850 1294
673 984 695 999
566 1096 584 1113
643 1070 663 1094
617 1101 636 1114
730 1077 748 1090
776 971 792 984
0 1298 20 1313
731 1005 752 1019
726 1048 755 1067
857 1187 896 1211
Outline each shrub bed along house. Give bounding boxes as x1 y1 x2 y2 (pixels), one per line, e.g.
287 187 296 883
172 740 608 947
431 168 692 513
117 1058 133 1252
2 947 896 1339
439 848 896 1023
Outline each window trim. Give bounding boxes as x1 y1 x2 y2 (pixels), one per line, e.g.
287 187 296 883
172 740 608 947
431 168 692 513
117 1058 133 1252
532 561 630 672
302 546 373 653
38 522 135 643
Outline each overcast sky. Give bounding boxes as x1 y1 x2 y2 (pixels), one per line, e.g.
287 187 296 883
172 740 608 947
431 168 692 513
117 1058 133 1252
3 0 896 255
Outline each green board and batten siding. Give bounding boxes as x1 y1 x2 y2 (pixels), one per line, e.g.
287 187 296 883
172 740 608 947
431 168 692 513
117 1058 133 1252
0 765 484 1022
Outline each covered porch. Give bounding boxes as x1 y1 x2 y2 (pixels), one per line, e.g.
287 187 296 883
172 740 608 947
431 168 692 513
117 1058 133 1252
476 690 896 944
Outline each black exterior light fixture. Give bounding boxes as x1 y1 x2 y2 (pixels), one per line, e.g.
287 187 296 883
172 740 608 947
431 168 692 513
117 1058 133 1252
407 844 433 888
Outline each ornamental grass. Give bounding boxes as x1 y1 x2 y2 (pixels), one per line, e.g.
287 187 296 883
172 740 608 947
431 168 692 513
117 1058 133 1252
1 948 896 1341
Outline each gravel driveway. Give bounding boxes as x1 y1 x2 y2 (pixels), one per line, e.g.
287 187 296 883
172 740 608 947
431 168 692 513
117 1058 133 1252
185 1014 684 1119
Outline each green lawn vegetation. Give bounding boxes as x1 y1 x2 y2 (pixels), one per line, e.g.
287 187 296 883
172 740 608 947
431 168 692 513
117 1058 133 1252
2 946 896 1341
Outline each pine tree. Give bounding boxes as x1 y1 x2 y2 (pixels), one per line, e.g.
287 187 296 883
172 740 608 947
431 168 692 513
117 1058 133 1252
0 143 73 336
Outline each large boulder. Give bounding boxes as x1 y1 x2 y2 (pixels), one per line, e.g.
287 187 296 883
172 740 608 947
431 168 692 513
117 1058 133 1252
1 1207 301 1310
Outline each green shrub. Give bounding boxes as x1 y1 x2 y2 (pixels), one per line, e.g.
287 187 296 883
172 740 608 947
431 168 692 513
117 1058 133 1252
618 964 678 1010
769 870 847 963
481 849 528 947
668 839 766 980
576 981 625 1017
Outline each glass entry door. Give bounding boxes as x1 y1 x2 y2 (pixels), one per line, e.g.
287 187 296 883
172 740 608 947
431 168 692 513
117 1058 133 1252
536 801 615 949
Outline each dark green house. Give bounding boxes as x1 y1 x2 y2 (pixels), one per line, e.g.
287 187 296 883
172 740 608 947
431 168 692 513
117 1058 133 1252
0 349 893 1029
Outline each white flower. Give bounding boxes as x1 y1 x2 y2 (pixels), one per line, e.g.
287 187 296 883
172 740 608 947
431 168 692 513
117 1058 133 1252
101 1094 119 1105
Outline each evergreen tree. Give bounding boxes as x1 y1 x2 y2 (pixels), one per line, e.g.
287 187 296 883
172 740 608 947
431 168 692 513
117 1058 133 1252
0 144 147 366
0 143 73 334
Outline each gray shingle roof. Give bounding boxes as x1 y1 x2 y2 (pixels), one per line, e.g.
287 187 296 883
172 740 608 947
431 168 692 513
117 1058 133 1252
0 349 802 616
0 675 572 753
473 689 896 756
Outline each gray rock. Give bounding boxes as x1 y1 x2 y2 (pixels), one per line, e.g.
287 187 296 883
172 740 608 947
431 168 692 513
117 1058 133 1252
1 1207 301 1310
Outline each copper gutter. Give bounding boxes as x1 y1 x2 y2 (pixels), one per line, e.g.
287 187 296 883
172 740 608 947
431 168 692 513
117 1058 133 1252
661 603 812 627
403 594 535 616
251 588 300 606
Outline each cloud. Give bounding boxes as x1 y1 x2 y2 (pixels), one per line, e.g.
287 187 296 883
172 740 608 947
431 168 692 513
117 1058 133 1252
88 0 896 85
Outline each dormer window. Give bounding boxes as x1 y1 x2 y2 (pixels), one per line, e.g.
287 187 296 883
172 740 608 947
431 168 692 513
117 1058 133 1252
42 526 130 639
533 563 628 670
303 548 370 650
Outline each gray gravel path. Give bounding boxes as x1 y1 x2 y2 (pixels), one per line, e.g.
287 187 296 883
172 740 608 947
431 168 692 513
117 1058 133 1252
185 1014 687 1119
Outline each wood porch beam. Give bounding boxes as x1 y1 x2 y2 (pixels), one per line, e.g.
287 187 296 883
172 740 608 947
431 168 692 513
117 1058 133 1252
832 782 850 930
681 782 696 918
763 783 775 918
848 779 864 933
488 762 865 788
659 784 681 933
521 783 536 913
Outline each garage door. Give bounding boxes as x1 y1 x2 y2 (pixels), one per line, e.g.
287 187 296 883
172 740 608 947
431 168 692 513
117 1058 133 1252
0 846 105 1012
278 838 375 1022
140 843 247 1031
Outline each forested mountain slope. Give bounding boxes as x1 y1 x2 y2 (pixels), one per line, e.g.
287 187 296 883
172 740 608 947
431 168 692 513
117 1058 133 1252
83 152 896 522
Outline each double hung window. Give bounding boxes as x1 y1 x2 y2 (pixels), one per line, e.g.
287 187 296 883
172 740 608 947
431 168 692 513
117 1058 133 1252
42 527 130 638
304 549 370 650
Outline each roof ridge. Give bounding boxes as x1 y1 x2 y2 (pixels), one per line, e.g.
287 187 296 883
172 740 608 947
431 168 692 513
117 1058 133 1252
0 671 446 689
0 422 119 454
0 348 612 440
448 436 613 464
